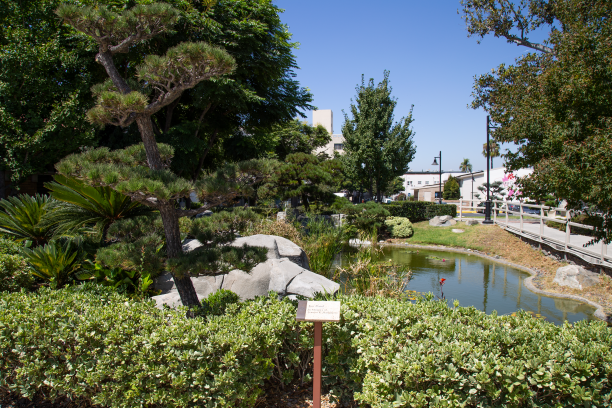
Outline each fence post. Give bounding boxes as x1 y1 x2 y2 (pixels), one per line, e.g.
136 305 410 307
520 203 524 233
493 201 497 224
459 199 463 222
565 211 571 258
539 206 544 241
505 202 509 226
601 239 607 263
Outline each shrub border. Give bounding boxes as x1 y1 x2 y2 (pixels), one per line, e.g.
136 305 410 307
380 242 612 324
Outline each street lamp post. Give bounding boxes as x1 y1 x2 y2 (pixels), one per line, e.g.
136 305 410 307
432 151 442 204
483 116 497 225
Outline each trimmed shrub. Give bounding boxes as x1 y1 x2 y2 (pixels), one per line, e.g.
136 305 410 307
387 201 456 221
0 238 34 292
0 253 34 292
384 216 414 238
201 288 240 316
394 193 406 201
341 201 390 235
2 289 611 407
323 296 612 406
0 285 300 408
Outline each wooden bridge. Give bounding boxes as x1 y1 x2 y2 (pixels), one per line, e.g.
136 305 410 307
456 199 612 270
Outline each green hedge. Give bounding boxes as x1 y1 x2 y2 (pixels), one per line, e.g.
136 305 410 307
386 201 456 221
0 285 302 408
1 288 611 407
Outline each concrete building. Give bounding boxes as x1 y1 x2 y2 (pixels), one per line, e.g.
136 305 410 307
312 109 345 157
410 166 534 203
400 170 464 199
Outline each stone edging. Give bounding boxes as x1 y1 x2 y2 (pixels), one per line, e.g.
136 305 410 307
381 242 611 324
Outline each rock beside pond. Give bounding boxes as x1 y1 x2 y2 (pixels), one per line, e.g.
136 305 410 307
153 234 339 308
553 265 600 290
429 215 457 227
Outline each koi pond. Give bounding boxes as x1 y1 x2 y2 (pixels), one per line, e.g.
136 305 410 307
342 246 596 325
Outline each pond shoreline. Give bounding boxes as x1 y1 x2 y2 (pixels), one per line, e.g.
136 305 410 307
374 242 611 324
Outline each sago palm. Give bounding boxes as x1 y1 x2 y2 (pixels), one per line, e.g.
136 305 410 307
0 194 55 246
21 240 81 288
43 175 155 243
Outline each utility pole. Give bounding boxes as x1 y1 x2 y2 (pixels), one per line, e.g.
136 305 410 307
483 116 495 224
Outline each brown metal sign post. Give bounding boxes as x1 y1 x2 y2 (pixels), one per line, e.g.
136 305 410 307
296 300 341 408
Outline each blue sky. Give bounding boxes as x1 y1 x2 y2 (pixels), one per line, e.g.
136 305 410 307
275 0 542 173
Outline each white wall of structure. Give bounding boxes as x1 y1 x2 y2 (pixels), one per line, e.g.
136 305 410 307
313 110 345 157
401 171 463 198
457 166 533 203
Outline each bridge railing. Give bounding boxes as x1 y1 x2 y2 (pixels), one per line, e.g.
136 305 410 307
456 199 611 268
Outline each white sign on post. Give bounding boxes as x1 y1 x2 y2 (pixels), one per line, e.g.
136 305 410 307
296 301 341 322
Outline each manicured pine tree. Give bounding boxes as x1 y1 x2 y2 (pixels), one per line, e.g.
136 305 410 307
55 3 269 310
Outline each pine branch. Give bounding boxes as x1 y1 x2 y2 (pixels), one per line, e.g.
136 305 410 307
56 3 179 54
138 42 236 115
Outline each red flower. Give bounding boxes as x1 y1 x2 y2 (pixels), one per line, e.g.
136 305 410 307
440 278 446 286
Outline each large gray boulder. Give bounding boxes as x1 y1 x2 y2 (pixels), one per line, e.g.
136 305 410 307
553 265 600 290
429 215 457 227
152 234 337 308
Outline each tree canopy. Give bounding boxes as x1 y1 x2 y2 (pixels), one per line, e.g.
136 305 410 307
463 0 612 244
260 153 341 211
0 0 314 194
0 0 103 194
341 71 416 202
443 176 460 200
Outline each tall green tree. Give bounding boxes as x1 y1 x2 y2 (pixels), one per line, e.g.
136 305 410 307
341 71 416 202
384 177 405 196
462 0 612 244
55 3 270 310
0 0 103 196
443 176 460 200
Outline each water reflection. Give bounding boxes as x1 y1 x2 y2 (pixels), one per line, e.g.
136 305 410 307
343 247 596 325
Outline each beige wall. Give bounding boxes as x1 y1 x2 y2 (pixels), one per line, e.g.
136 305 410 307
313 109 333 134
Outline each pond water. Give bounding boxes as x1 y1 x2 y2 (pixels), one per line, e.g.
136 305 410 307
341 246 596 325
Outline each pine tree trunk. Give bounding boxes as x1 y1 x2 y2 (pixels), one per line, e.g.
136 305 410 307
136 116 164 170
159 200 201 308
136 115 201 309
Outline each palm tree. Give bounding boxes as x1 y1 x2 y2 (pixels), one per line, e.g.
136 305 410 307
459 158 473 173
482 142 501 168
43 175 155 243
0 194 55 246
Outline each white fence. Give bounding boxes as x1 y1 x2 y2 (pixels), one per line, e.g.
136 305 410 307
457 199 612 269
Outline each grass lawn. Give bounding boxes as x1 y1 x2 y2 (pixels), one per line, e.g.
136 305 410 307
394 221 612 315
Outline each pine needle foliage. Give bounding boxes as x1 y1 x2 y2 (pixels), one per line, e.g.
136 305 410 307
97 209 266 279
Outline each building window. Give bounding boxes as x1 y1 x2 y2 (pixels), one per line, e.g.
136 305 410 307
435 192 441 198
425 181 429 185
333 143 344 150
418 181 421 185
